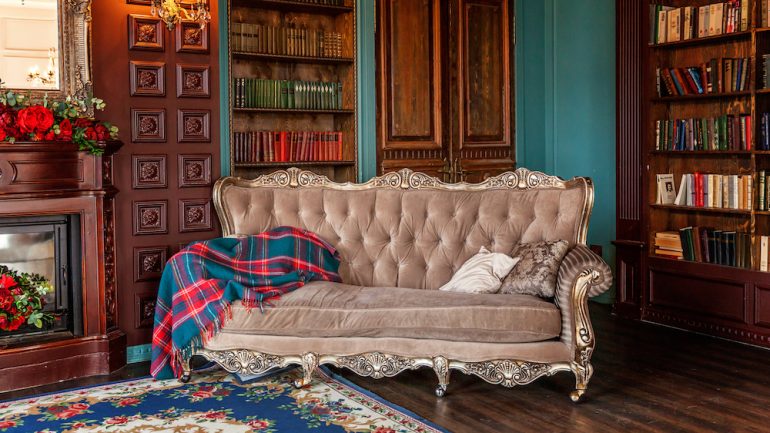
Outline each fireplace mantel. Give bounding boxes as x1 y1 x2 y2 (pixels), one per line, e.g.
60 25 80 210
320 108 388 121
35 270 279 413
0 141 126 391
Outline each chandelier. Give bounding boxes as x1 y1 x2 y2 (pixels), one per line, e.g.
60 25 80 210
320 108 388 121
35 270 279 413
151 0 211 31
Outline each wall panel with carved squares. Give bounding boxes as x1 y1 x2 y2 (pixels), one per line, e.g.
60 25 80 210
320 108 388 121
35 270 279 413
132 154 167 189
177 64 210 98
176 20 209 53
178 154 212 187
93 1 221 345
128 15 164 51
179 199 212 233
130 61 165 97
134 292 157 329
177 109 210 142
133 246 168 282
131 108 166 142
133 200 168 235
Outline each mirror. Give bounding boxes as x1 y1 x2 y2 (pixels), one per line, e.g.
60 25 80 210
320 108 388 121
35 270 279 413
0 0 60 90
0 0 91 103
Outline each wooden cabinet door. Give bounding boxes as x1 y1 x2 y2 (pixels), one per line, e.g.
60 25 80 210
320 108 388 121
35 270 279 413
449 0 515 182
376 0 449 179
375 0 515 182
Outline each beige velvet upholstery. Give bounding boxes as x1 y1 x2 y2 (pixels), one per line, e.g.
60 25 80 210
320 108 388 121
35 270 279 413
219 187 588 290
219 281 562 343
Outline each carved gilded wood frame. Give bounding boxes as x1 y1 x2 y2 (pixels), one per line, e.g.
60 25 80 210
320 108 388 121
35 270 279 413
9 0 94 110
185 167 599 402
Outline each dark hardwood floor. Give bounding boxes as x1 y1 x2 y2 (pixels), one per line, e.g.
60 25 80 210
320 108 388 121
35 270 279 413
3 304 770 433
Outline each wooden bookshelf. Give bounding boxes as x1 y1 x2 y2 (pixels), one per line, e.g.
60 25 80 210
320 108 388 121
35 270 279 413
619 0 770 348
226 0 357 181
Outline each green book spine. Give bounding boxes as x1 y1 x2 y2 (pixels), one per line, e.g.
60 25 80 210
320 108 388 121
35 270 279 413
274 80 280 108
281 80 289 108
288 81 295 109
337 82 343 110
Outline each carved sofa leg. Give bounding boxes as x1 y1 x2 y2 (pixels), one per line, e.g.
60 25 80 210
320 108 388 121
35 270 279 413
179 356 192 383
569 360 593 402
432 356 450 397
293 352 319 389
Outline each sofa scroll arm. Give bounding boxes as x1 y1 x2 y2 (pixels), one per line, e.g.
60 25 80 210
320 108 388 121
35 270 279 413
554 244 613 402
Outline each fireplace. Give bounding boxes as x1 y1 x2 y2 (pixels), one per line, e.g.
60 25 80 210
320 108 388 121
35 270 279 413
0 215 83 346
0 141 125 391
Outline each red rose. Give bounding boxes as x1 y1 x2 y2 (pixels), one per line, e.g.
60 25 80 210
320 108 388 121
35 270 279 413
105 416 129 425
0 107 19 138
0 129 6 142
94 123 110 141
0 420 16 429
74 118 93 129
44 131 55 141
84 127 98 141
70 403 89 410
17 105 55 135
117 397 140 407
0 274 17 290
57 119 73 141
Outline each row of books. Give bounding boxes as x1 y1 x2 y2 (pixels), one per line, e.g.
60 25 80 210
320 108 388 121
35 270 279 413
233 131 344 163
655 228 752 269
232 78 343 110
231 23 344 58
760 113 770 150
650 2 749 45
654 115 751 151
656 58 751 97
656 172 753 210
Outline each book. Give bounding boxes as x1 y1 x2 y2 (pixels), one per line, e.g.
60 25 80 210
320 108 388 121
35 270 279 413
657 173 676 204
762 236 769 272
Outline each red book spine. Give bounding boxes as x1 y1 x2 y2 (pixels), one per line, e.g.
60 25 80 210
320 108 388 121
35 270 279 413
695 172 704 207
746 115 752 150
337 132 343 160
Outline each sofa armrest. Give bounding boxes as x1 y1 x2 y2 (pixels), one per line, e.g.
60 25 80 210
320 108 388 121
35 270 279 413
553 245 613 374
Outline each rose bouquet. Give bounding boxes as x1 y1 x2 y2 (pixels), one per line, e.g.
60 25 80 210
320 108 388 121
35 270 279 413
0 79 119 155
0 265 54 332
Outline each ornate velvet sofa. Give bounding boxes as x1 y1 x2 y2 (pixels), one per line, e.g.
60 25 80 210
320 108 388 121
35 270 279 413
183 167 612 401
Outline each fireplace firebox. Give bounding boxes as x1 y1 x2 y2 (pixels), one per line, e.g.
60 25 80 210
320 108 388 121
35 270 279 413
0 215 83 346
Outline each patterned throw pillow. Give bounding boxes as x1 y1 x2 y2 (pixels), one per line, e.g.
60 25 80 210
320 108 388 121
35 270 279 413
439 246 520 294
500 240 570 298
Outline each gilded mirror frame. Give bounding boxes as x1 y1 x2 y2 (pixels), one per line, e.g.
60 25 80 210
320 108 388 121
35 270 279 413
7 0 94 109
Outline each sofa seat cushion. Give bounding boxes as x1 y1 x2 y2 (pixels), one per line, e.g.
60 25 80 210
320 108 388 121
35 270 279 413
221 281 561 343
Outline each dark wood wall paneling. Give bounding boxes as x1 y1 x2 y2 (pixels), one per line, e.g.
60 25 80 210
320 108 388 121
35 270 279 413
614 0 646 318
376 0 514 182
92 1 221 347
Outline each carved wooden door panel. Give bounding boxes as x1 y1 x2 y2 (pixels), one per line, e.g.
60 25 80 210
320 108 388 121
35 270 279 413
375 0 449 179
449 0 515 182
375 0 514 181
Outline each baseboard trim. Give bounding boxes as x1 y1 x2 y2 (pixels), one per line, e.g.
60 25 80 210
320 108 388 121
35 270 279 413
127 344 152 364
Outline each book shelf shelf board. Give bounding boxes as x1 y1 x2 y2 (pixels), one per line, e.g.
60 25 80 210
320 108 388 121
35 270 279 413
227 0 358 183
233 108 355 114
233 52 355 64
232 0 353 15
234 160 355 167
650 30 751 49
650 150 753 156
652 91 752 102
649 204 753 215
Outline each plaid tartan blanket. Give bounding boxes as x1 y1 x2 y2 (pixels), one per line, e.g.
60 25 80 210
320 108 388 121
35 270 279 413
150 226 342 379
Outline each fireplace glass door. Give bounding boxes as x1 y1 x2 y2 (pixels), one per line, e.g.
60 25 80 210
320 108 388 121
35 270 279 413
0 215 82 345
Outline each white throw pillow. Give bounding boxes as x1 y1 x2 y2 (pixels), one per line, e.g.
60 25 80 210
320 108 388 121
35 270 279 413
438 246 520 294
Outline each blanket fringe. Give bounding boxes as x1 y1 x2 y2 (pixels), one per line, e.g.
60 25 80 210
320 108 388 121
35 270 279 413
169 301 233 378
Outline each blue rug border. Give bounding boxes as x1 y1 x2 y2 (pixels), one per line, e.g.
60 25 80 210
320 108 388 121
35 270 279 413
1 365 450 433
318 366 451 433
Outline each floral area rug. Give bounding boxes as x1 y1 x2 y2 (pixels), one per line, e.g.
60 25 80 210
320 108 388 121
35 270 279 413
0 367 447 433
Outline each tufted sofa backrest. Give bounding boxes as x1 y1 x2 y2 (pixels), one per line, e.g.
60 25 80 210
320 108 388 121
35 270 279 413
214 168 593 290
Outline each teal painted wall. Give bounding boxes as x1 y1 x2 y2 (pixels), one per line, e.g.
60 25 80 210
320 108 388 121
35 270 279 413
516 0 617 302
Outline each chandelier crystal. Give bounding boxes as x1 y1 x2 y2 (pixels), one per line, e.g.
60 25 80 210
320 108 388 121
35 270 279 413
151 0 211 31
